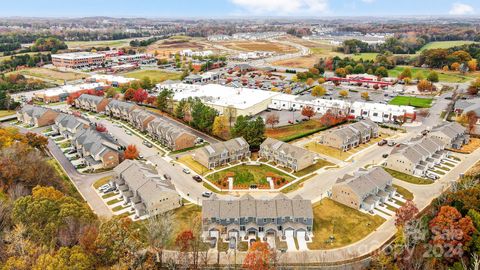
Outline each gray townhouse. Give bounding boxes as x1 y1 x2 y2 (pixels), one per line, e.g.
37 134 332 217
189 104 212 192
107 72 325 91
72 127 122 169
105 99 139 120
74 94 110 112
129 109 155 132
319 119 379 151
146 117 196 151
259 138 317 172
331 167 396 211
52 113 90 139
111 160 181 218
384 136 447 176
16 105 59 127
427 122 469 150
194 137 251 169
202 194 313 242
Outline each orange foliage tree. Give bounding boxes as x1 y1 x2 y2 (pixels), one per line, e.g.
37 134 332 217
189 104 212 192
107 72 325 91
301 106 316 120
243 241 273 270
124 88 136 101
124 144 139 160
320 111 346 127
429 206 476 260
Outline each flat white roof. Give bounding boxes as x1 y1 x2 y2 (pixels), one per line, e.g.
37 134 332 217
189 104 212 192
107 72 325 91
159 83 280 110
90 74 137 84
40 82 106 97
52 52 104 60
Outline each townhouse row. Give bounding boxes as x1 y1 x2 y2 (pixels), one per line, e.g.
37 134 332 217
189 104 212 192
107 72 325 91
319 119 379 151
74 94 198 151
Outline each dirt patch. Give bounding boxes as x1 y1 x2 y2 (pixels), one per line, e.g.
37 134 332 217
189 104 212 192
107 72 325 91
221 41 298 53
272 55 320 68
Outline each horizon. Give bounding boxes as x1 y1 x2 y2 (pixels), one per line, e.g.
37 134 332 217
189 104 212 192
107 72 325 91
0 0 478 18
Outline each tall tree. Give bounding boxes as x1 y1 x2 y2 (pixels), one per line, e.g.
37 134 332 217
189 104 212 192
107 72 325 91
395 200 419 227
156 89 174 113
124 144 139 160
311 85 326 97
265 113 279 129
212 115 229 139
243 241 273 270
301 106 316 120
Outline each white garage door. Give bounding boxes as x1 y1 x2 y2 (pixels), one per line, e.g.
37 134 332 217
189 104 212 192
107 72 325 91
285 229 294 237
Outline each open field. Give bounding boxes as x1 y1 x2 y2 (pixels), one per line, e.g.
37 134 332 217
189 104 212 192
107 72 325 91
10 67 88 82
221 41 298 53
348 52 379 61
265 119 327 142
305 135 387 161
388 66 477 83
383 167 433 185
147 37 212 56
177 155 211 175
308 198 385 250
207 164 294 187
166 204 202 248
0 52 50 63
66 39 134 49
419 40 479 52
123 69 181 83
388 96 433 108
272 55 320 68
0 110 15 118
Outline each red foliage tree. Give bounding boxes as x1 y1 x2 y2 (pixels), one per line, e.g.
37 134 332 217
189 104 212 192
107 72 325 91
466 110 477 133
243 241 273 270
95 123 107 132
429 206 476 260
301 106 316 120
67 92 82 105
133 88 148 103
320 111 345 127
145 96 157 105
124 88 136 101
395 200 419 227
265 113 279 128
175 230 194 252
124 144 139 160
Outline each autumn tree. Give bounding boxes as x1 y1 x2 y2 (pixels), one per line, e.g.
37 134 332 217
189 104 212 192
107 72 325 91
124 144 139 160
301 106 316 120
317 78 325 84
305 78 314 86
33 246 94 270
427 71 439 83
468 59 478 72
143 213 174 267
320 111 345 127
145 95 157 106
95 216 144 267
124 88 136 101
395 200 419 227
468 76 480 95
212 115 229 139
335 67 347 78
466 111 478 133
265 113 279 129
133 88 148 103
417 79 433 92
24 132 48 152
451 62 461 71
339 90 348 98
398 67 412 80
311 85 326 97
243 241 273 270
429 206 476 260
361 92 369 101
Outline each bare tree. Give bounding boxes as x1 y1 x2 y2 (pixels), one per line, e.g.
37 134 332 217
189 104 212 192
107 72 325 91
144 212 174 268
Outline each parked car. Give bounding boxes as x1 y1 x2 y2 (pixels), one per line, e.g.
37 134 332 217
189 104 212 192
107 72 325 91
142 140 153 148
202 191 212 198
382 153 389 158
138 154 144 160
387 140 396 146
421 130 430 136
183 168 191 174
99 184 110 192
378 139 388 146
192 175 202 182
426 173 439 180
125 130 132 135
163 174 171 180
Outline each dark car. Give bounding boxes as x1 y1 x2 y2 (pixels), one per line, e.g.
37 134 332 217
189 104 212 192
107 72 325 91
378 139 388 146
382 153 389 158
192 175 202 182
163 174 171 180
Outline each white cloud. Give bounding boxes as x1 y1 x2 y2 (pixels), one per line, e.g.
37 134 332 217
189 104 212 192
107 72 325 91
449 3 474 15
361 0 375 3
230 0 328 15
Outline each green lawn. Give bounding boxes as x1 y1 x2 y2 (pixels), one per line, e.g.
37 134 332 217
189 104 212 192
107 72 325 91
393 184 414 201
383 168 433 185
0 110 15 118
123 69 182 83
388 66 476 83
293 160 333 177
308 198 385 250
419 41 479 52
106 198 122 205
207 164 294 187
112 205 129 212
348 52 379 61
66 39 133 49
93 176 113 189
102 192 116 199
388 96 433 108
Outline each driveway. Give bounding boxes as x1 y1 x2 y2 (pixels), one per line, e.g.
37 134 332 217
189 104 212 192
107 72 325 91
284 230 297 252
297 231 309 251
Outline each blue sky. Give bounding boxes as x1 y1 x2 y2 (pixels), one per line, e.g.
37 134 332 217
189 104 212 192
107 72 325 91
0 0 478 17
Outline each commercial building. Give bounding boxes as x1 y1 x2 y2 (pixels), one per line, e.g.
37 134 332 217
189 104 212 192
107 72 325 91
384 137 447 177
259 138 317 172
111 160 181 218
331 167 396 211
319 119 379 151
33 82 107 103
194 137 250 169
88 74 137 87
156 83 280 119
52 52 105 69
16 105 59 127
202 194 313 241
